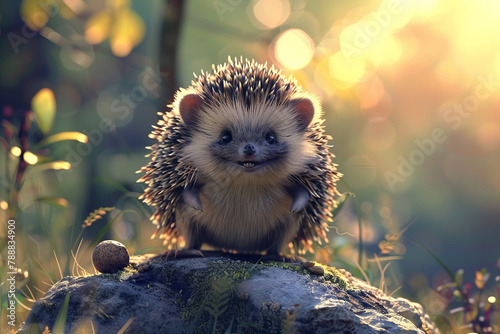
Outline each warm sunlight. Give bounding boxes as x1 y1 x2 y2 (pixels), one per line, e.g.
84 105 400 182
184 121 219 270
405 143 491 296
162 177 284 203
274 29 315 70
252 0 290 29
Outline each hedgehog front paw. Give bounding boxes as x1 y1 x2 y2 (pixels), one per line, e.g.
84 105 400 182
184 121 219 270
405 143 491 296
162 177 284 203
182 184 203 211
160 249 204 260
287 184 310 213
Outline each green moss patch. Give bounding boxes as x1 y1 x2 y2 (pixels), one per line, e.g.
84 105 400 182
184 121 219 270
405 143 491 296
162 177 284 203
172 258 347 333
175 260 256 333
264 261 348 289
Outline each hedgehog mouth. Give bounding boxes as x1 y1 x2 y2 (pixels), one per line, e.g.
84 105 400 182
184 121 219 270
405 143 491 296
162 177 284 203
238 161 264 168
233 159 272 172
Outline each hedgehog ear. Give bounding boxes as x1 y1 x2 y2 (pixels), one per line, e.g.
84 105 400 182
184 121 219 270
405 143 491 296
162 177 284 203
290 98 315 131
179 94 204 127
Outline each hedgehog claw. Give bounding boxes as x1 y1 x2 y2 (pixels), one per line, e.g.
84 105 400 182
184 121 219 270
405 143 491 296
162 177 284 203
182 185 203 211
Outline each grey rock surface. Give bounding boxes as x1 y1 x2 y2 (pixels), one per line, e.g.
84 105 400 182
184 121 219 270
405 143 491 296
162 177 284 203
19 254 439 334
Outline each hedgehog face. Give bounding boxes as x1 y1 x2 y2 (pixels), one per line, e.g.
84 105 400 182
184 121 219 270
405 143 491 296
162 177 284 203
209 126 289 173
177 93 319 183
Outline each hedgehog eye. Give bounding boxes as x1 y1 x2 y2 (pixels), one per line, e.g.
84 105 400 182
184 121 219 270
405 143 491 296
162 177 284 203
220 130 232 144
265 131 277 144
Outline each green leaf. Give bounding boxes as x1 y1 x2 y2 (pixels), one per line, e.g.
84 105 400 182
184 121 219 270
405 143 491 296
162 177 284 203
455 269 464 286
32 88 56 135
223 316 235 334
35 197 69 208
406 237 455 282
53 292 70 334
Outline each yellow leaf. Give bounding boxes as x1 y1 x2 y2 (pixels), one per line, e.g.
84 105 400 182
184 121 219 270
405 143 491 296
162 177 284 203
378 240 395 254
85 10 112 45
475 271 484 290
110 8 145 57
21 0 49 30
36 131 88 149
32 88 56 135
36 197 69 208
110 0 131 11
59 3 76 19
38 161 72 171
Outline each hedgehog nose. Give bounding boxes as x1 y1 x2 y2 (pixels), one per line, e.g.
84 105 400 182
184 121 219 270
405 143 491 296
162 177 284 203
243 144 256 156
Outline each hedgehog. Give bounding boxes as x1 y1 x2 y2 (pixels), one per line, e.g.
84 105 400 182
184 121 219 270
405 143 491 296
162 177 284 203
138 57 341 258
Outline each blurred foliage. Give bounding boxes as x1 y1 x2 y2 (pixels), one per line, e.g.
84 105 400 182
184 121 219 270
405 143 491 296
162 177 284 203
84 0 146 57
1 0 500 332
31 88 56 135
434 263 500 333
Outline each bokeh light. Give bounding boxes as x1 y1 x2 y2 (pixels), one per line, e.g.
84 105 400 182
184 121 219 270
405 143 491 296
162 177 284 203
85 11 112 45
364 35 402 68
408 0 439 19
84 0 145 58
10 146 22 157
23 151 38 165
476 122 500 152
274 29 314 70
21 0 49 30
329 51 366 88
110 8 145 58
358 73 385 110
252 0 290 29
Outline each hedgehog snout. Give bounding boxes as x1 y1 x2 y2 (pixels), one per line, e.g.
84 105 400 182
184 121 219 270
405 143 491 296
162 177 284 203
241 143 258 157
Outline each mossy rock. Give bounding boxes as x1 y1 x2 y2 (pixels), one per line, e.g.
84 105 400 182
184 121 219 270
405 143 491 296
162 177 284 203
19 253 438 334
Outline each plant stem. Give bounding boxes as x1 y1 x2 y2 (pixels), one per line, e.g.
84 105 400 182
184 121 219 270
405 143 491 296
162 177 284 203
8 112 31 221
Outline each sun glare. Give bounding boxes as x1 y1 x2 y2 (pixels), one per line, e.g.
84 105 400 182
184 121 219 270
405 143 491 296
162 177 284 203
329 51 366 86
274 29 315 71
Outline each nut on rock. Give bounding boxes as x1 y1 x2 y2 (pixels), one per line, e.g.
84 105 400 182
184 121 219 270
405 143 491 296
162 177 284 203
92 240 130 274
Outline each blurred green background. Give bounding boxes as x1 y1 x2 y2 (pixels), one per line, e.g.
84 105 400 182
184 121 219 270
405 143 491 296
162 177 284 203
1 0 499 331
